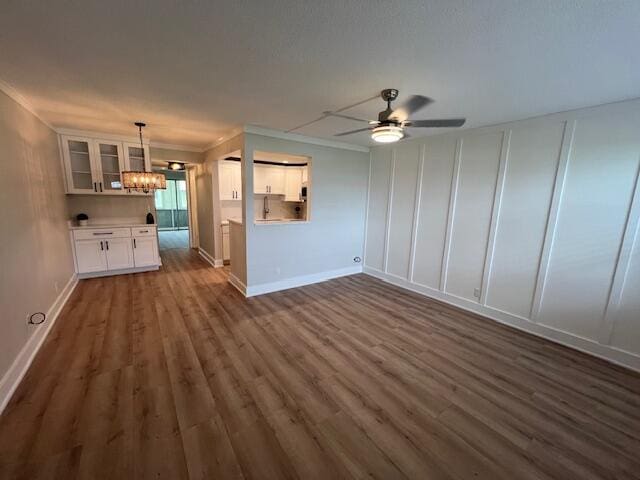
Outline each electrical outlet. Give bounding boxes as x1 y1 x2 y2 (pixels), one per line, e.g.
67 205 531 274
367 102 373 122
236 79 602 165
473 288 480 298
54 281 59 294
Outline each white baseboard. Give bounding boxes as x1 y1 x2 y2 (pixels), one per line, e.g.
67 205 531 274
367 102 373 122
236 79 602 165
0 273 78 414
245 265 363 297
228 273 247 295
198 248 223 268
78 265 159 279
364 267 640 373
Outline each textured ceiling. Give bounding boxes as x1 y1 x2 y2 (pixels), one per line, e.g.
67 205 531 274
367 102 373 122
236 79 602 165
1 0 639 148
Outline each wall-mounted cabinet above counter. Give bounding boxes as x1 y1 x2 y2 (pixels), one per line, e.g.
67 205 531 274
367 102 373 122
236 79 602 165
60 134 151 195
218 159 307 202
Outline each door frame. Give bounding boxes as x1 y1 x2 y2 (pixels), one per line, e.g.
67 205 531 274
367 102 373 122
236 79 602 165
186 166 199 248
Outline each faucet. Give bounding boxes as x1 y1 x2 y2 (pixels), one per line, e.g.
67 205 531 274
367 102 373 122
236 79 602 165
263 195 270 219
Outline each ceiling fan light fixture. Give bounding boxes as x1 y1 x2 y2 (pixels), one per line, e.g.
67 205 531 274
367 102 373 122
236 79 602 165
371 125 404 143
168 161 185 171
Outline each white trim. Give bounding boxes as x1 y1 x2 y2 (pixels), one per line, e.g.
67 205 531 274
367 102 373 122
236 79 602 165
480 129 511 305
361 150 373 265
0 273 78 414
228 273 248 296
382 149 396 273
530 120 575 321
243 125 370 153
77 265 159 279
364 267 640 372
0 77 55 130
408 144 426 282
55 128 151 145
203 129 245 152
149 141 204 153
440 138 463 291
245 266 363 297
598 155 640 344
198 247 222 268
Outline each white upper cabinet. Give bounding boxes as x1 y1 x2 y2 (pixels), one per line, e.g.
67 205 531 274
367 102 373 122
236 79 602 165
95 140 125 194
254 164 270 194
61 134 150 195
268 166 285 194
284 167 303 201
123 142 151 172
219 161 242 200
61 136 98 194
254 164 287 194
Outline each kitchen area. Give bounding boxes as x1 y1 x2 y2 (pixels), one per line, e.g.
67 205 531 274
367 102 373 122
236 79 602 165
219 150 310 264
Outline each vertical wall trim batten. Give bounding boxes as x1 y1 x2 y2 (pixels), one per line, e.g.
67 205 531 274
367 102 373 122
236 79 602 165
382 149 396 274
598 157 640 344
440 138 463 292
530 119 575 322
362 151 373 264
480 130 511 306
408 144 426 282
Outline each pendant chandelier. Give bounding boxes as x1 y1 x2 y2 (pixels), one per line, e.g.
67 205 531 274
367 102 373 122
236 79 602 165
122 122 167 193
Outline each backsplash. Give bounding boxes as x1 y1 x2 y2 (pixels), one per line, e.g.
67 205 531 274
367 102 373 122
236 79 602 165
66 195 156 224
253 195 304 220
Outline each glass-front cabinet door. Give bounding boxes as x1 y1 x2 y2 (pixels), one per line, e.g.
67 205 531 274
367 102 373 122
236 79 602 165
123 142 151 172
95 141 125 194
62 136 98 193
123 142 151 195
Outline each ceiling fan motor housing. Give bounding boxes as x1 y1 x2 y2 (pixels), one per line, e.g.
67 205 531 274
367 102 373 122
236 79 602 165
381 89 399 102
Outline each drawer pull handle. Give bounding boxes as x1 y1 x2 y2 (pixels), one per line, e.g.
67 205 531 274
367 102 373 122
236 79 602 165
92 232 113 235
139 230 149 233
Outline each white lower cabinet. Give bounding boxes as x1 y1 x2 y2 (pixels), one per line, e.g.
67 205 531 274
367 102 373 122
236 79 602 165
75 239 108 273
73 226 159 276
104 237 134 270
133 236 159 267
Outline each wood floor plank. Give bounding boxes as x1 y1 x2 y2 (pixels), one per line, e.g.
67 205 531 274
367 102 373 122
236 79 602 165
1 246 639 479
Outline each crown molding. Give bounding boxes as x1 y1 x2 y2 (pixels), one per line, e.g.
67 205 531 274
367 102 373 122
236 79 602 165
149 141 205 153
0 77 55 130
54 127 152 145
202 128 245 152
243 125 370 153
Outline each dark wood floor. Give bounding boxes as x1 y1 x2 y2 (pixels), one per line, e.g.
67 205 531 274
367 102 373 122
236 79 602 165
1 248 640 479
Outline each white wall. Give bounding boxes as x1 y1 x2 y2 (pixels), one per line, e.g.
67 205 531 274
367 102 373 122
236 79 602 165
364 99 640 371
0 89 75 407
242 133 369 294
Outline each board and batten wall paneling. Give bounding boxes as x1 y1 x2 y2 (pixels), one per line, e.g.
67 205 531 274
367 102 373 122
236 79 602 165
364 99 640 370
386 142 421 279
536 109 640 341
609 217 640 352
412 135 457 289
444 131 503 301
364 148 392 271
484 122 566 318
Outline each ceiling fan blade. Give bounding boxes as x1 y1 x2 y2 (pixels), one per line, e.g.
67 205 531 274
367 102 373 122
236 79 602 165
323 111 371 123
334 127 372 137
406 118 466 128
390 95 433 122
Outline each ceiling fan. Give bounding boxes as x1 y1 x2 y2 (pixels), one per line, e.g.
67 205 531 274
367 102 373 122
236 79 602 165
332 89 466 143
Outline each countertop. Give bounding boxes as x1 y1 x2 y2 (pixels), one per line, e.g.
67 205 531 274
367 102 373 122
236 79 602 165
226 217 308 226
68 222 157 230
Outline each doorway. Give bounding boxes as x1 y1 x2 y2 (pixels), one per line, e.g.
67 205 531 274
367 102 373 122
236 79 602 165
154 170 190 250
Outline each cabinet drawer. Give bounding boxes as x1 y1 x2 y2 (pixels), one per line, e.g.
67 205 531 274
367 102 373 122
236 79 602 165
73 228 131 240
131 227 156 237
